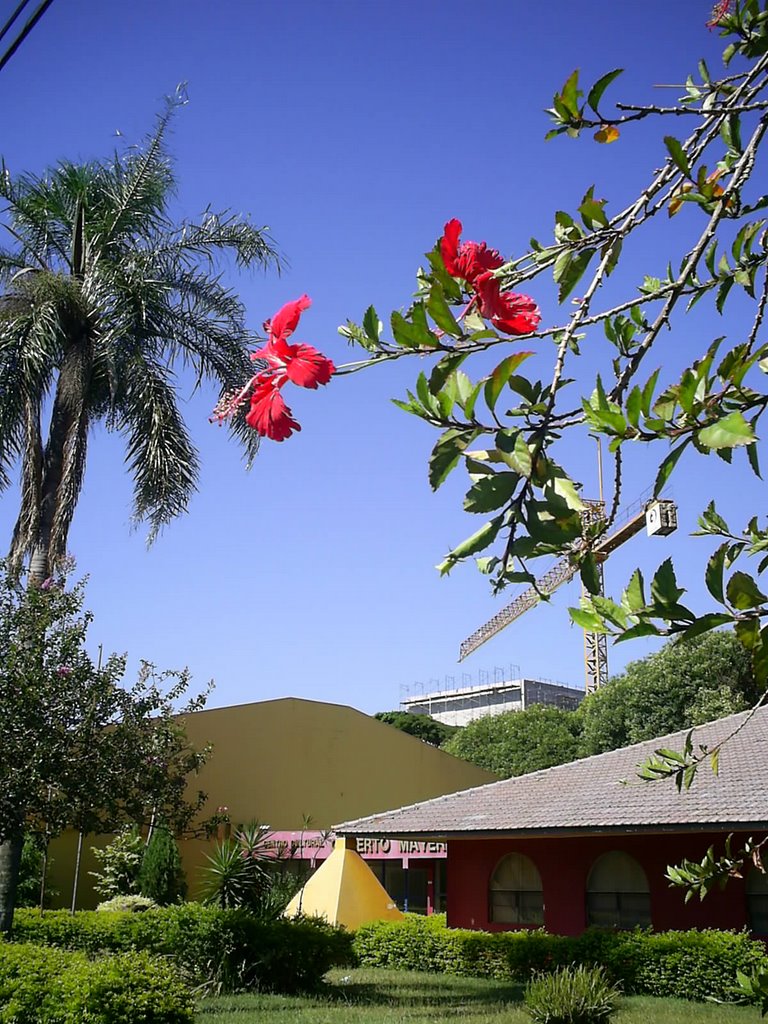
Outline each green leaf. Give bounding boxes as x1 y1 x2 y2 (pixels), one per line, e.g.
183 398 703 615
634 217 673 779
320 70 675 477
654 441 689 496
641 369 660 416
569 607 609 632
415 371 441 417
747 435 761 479
554 249 595 303
651 558 684 606
587 68 623 114
664 136 691 177
484 352 534 413
705 544 728 604
429 352 469 395
680 613 734 641
614 622 662 643
362 305 382 343
580 552 602 596
551 473 584 511
504 434 533 478
559 69 582 117
428 429 477 491
428 283 463 338
437 516 504 575
622 569 646 613
726 571 768 610
391 310 425 349
463 472 519 514
697 500 730 535
698 412 756 450
626 386 642 429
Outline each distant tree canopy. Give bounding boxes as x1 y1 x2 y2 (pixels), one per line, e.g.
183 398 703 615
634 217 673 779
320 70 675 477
374 711 459 747
438 630 757 778
442 704 582 778
578 629 759 755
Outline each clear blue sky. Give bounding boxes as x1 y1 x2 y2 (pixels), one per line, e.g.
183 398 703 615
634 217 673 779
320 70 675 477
0 0 759 714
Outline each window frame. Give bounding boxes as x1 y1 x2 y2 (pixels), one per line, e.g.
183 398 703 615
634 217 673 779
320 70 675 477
488 852 544 926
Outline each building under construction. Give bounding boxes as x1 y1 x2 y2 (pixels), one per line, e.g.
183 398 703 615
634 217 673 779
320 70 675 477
400 678 583 727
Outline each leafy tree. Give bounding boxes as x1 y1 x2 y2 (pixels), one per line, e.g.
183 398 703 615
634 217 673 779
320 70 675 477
578 630 759 754
138 823 187 905
0 564 208 931
443 704 582 778
341 4 768 694
374 710 459 747
0 89 278 584
340 2 768 892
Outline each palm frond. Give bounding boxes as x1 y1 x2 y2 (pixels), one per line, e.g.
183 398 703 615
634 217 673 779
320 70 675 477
0 299 59 491
8 396 43 572
114 353 200 542
150 211 282 273
100 91 184 247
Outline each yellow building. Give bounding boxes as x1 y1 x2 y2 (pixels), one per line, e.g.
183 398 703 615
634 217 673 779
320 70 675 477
48 697 496 910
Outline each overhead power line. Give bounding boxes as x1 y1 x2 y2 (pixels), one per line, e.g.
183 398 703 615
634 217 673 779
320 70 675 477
0 0 56 75
0 0 32 44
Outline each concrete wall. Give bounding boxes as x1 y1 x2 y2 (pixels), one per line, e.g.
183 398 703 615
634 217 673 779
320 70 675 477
447 831 753 935
48 697 496 909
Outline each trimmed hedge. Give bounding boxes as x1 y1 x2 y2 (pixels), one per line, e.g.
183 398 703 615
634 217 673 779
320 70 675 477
353 915 768 1003
0 942 194 1023
11 904 354 994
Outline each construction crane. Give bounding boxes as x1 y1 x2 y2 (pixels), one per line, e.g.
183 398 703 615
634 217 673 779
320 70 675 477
458 498 679 693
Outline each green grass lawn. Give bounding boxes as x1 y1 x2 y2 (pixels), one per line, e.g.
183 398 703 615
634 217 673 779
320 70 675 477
197 967 760 1023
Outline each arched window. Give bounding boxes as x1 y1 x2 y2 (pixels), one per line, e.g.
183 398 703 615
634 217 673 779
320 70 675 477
586 851 651 929
747 870 768 933
489 853 544 925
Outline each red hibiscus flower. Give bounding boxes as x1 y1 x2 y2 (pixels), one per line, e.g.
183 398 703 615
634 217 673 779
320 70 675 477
440 218 504 285
475 272 541 336
254 296 336 390
210 294 334 441
245 380 301 442
263 294 311 342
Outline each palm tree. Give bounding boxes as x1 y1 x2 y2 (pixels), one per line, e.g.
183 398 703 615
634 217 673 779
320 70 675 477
0 91 278 584
0 93 279 930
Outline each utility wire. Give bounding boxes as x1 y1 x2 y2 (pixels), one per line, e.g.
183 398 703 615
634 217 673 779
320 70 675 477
0 0 32 44
0 0 55 75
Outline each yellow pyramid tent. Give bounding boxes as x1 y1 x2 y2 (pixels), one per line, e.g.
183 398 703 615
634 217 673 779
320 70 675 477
284 837 404 929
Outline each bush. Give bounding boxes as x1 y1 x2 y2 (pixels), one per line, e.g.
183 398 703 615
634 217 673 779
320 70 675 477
138 825 187 905
11 904 354 994
0 941 193 1023
524 965 620 1024
90 826 144 899
352 916 768 1003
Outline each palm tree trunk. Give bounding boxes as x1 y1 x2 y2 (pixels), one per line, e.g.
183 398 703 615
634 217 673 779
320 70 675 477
0 830 23 933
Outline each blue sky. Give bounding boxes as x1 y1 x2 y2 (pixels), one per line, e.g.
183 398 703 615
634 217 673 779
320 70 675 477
0 0 760 715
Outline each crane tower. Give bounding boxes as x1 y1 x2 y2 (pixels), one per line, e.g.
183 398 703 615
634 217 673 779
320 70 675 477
459 499 678 693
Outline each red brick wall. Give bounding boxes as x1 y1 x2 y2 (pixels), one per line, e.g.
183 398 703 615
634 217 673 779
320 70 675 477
446 832 752 935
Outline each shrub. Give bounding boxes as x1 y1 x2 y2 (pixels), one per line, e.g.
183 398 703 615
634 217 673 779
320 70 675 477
524 965 620 1024
138 826 187 905
97 895 157 913
352 916 768 1003
11 904 354 994
0 941 193 1023
90 826 144 899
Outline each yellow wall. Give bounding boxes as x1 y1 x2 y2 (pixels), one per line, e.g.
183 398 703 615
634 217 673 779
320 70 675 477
47 697 496 908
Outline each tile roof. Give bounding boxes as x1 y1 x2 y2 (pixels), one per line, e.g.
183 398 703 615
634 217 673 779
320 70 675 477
335 707 768 838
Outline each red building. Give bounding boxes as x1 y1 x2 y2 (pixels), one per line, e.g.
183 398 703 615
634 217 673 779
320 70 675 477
336 708 768 936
